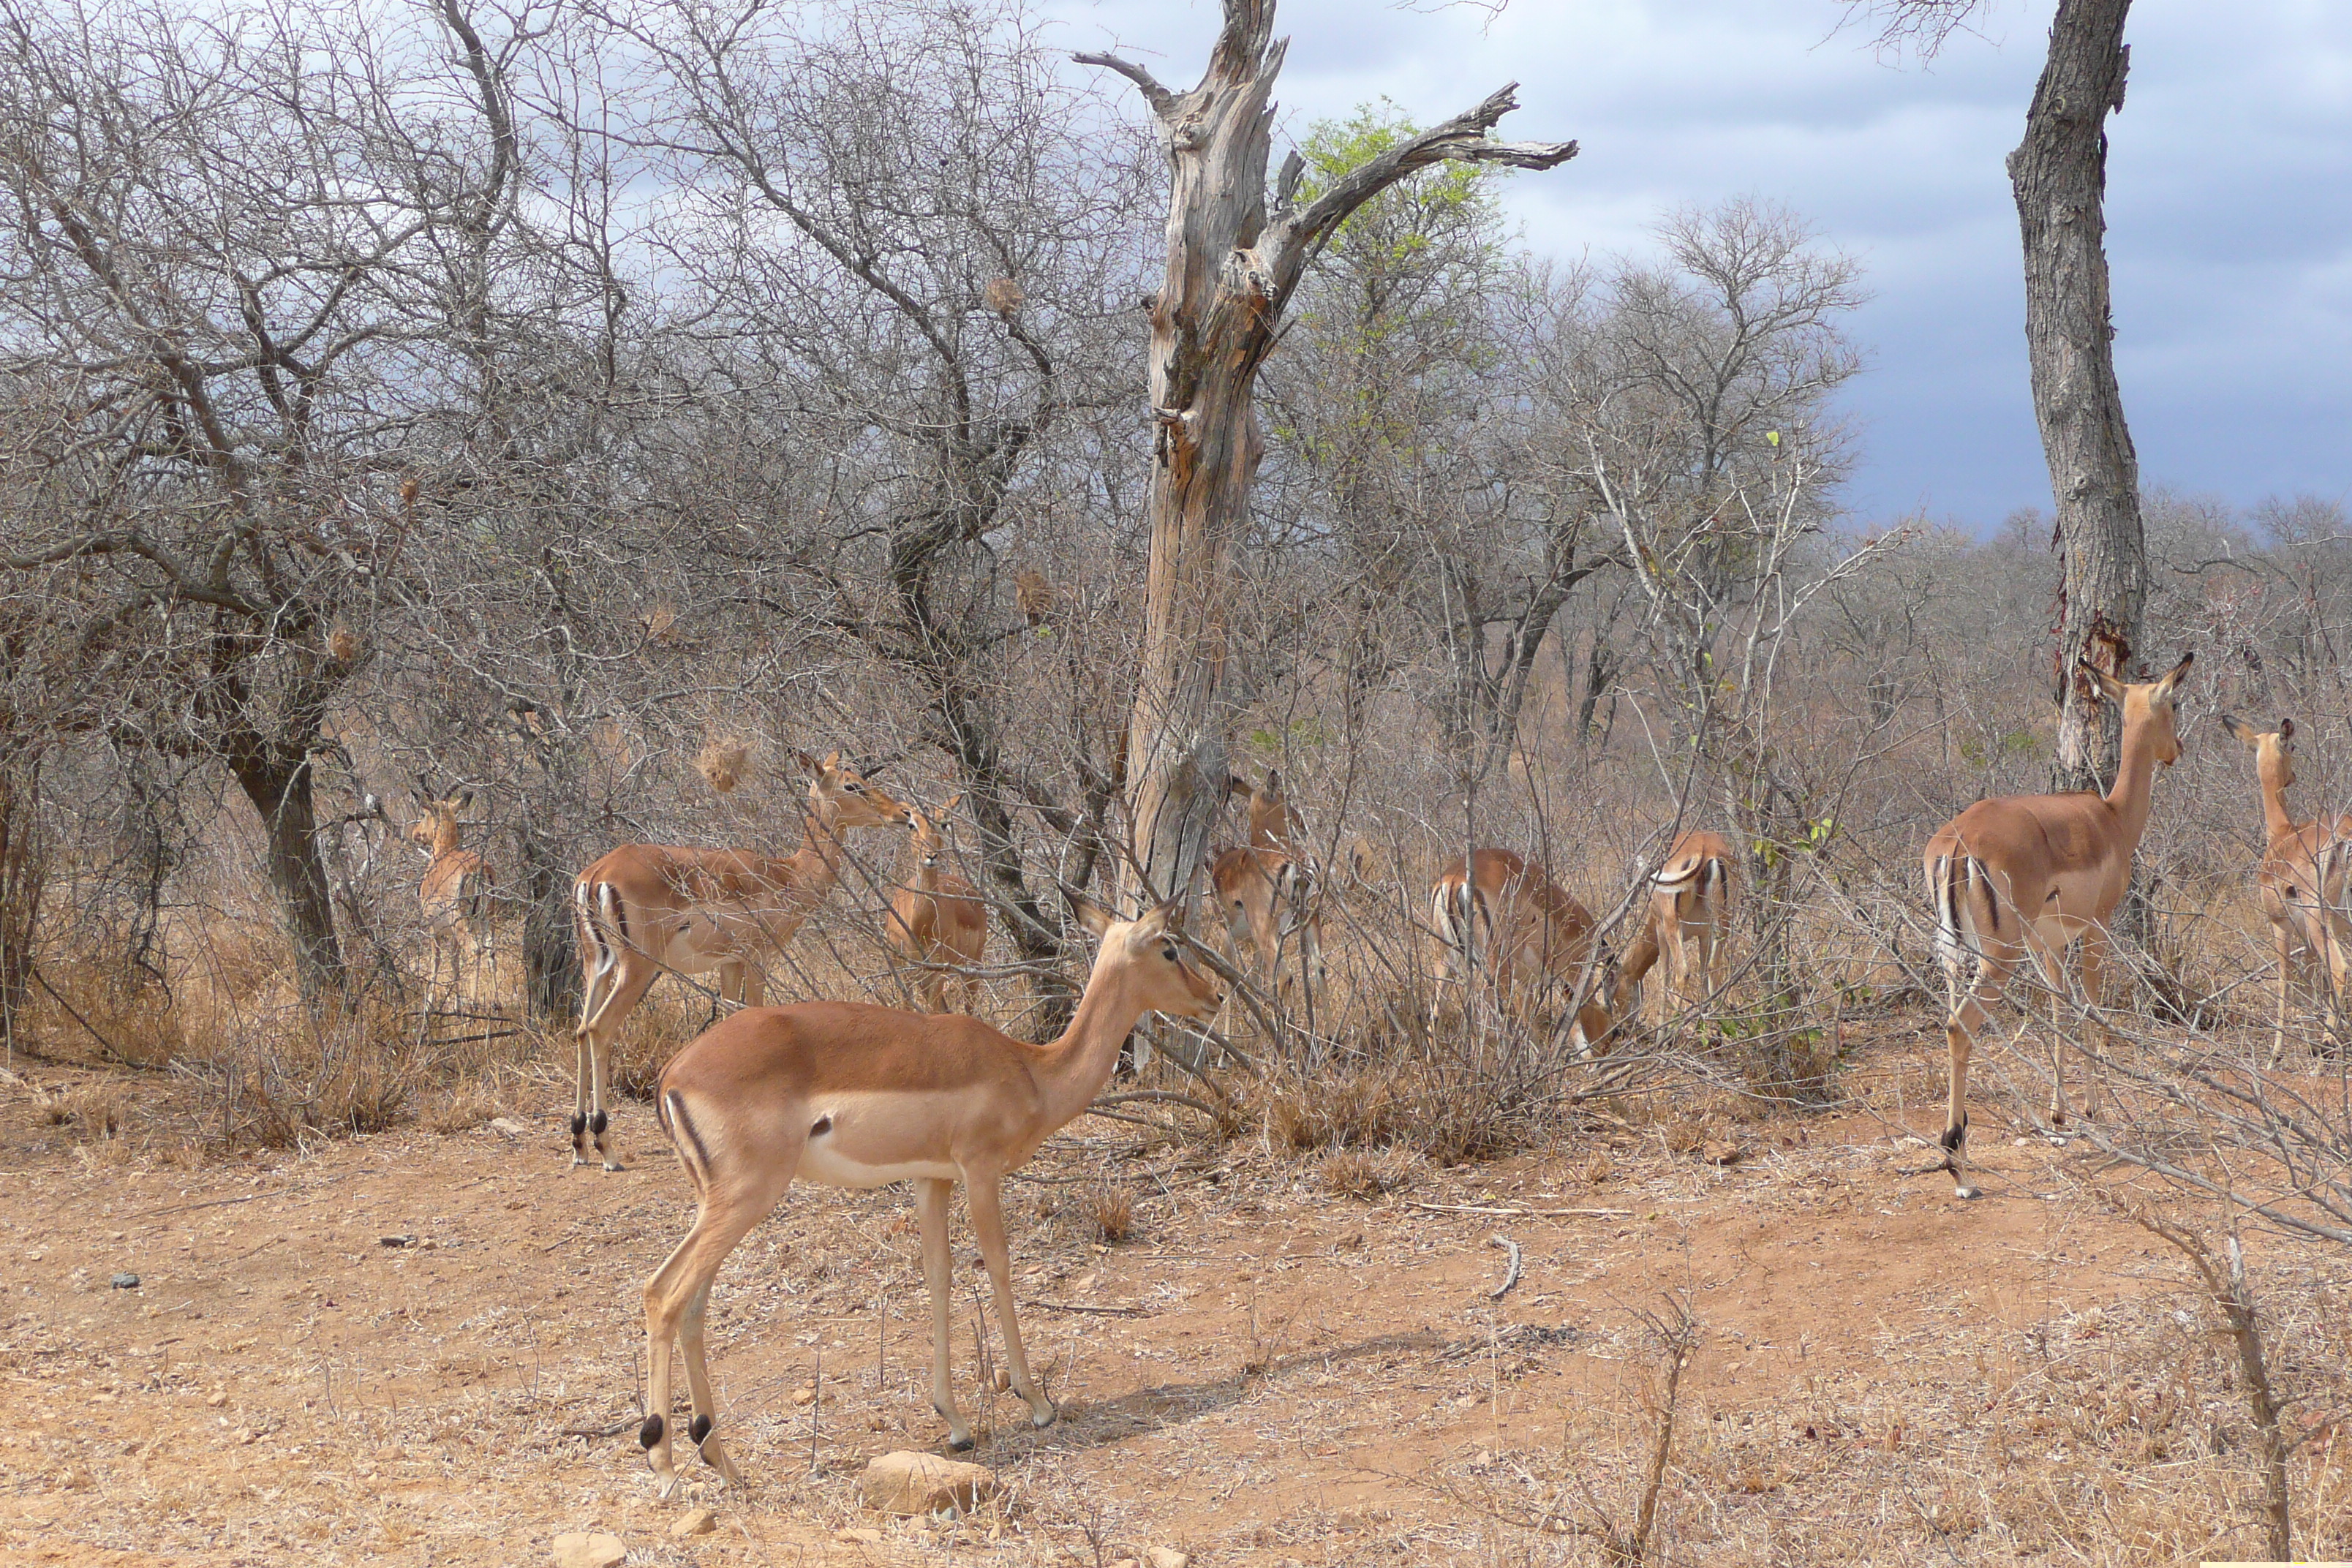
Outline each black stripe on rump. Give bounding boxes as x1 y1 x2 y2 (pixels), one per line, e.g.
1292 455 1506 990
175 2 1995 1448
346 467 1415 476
665 1089 712 1195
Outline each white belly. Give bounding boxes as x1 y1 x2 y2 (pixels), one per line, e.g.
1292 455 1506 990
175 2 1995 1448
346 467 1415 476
795 1142 960 1191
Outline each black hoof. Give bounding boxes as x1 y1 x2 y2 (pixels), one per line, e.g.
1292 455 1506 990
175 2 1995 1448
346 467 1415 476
946 1433 975 1453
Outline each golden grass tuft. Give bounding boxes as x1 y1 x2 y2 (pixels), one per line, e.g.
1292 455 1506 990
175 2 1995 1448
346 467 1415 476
1082 1182 1134 1243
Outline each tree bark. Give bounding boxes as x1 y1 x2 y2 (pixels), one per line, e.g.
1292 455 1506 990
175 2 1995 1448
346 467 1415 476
225 749 344 1000
2008 0 2144 794
1082 0 1576 917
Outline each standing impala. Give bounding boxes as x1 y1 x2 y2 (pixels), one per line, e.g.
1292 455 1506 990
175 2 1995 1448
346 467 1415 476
411 785 496 1012
1208 772 1323 1021
1431 847 1613 1049
886 794 989 1013
1924 653 2192 1199
569 751 909 1171
636 898 1220 1493
1613 829 1738 1027
2220 715 2352 1052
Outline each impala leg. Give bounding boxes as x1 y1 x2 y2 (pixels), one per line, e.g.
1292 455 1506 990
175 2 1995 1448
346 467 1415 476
579 960 655 1172
2073 922 2114 1122
2318 912 2352 1052
678 1284 746 1488
967 1175 1053 1429
2272 921 2296 1063
2020 925 2071 1126
916 1177 970 1450
1940 946 2012 1200
641 1156 792 1499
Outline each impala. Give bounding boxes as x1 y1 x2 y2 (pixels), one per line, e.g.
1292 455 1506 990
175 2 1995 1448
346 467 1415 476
569 751 909 1171
411 785 496 1013
1924 653 2192 1198
2220 715 2352 1052
886 794 989 1013
635 897 1221 1493
1207 772 1323 1021
1431 847 1613 1049
1614 829 1738 1027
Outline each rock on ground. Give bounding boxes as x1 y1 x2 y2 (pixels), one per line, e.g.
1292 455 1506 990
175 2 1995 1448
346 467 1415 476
551 1531 626 1568
859 1450 998 1516
671 1507 717 1539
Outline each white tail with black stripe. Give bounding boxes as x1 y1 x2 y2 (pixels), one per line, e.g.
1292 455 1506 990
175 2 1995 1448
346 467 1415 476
1614 829 1739 1030
1429 847 1613 1049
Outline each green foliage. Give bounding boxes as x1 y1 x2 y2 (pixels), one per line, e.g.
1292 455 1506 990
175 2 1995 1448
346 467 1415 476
1294 99 1503 256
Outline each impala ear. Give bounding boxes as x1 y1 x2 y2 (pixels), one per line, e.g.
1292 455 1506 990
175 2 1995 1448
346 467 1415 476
1263 769 1281 795
940 792 963 818
2220 715 2258 747
1071 898 1115 940
2155 651 2195 700
2078 660 2127 706
2280 716 2296 742
1226 774 1250 799
792 748 819 774
821 749 843 772
453 787 475 811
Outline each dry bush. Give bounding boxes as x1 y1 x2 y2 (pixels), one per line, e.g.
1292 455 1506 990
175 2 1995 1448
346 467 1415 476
1082 1182 1134 1243
423 1081 510 1134
1316 1145 1416 1200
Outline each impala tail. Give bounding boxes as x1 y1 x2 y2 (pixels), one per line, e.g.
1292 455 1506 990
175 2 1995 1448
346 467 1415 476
1929 851 1998 975
574 879 626 1038
1433 875 1485 970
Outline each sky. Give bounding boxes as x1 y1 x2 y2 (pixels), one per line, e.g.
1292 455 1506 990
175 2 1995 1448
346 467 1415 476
1039 0 2352 532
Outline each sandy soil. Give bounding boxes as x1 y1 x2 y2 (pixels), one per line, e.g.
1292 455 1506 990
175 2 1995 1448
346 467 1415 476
2 1031 2341 1567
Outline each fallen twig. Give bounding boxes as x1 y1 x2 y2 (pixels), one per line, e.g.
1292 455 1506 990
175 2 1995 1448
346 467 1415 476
561 1417 639 1439
1022 1299 1150 1317
1409 1201 1632 1219
1488 1235 1523 1300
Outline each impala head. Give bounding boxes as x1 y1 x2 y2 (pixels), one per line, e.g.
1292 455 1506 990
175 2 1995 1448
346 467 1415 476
2080 652 2194 766
909 793 962 871
408 784 471 855
1073 898 1224 1019
1228 769 1300 848
2221 713 2296 792
796 749 911 829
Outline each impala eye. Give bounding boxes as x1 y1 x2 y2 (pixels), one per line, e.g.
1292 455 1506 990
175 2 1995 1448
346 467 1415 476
845 781 862 792
1161 943 1179 962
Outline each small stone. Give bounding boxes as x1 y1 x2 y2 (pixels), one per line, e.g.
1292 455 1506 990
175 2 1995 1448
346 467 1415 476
860 1451 998 1516
1110 1559 1140 1568
834 1528 884 1544
1146 1550 1189 1568
489 1117 530 1137
58 1466 91 1490
991 1370 1011 1393
550 1533 626 1568
110 1272 140 1290
205 1392 227 1408
1700 1139 1746 1166
379 1235 415 1248
791 1387 815 1406
670 1508 716 1538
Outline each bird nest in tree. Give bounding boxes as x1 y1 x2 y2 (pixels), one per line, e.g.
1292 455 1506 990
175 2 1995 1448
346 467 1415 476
696 737 753 795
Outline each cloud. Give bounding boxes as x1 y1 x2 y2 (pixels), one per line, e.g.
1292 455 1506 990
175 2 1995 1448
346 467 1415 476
1047 0 2352 527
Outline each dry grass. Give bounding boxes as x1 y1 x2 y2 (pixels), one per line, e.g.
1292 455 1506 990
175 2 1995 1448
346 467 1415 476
1081 1181 1134 1243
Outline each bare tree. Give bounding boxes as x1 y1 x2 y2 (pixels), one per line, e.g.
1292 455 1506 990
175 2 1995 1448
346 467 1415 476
1079 0 1578 914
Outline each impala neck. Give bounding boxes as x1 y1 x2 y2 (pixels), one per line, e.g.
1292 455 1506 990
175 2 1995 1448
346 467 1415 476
786 796 848 889
1031 953 1153 1129
2258 767 2296 846
2104 709 2166 843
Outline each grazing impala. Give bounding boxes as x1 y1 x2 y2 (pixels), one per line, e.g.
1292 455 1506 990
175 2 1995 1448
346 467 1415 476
1614 829 1738 1027
569 751 909 1171
1924 653 2193 1198
886 794 989 1013
1208 772 1323 1020
411 785 496 1012
2220 715 2352 1052
1431 847 1613 1049
636 898 1220 1493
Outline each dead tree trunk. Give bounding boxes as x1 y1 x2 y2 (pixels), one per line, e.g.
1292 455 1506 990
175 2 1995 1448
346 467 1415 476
1081 0 1576 921
2009 0 2144 794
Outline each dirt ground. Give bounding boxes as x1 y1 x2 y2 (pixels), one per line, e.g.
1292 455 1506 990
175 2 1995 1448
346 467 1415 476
4 1025 2347 1567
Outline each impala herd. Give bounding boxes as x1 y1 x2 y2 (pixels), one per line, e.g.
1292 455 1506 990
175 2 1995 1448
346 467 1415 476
398 649 2352 1486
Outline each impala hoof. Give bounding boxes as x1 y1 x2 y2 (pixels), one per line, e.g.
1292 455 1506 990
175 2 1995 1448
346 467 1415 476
946 1432 975 1453
1953 1182 1982 1200
603 1160 625 1173
1029 1403 1057 1430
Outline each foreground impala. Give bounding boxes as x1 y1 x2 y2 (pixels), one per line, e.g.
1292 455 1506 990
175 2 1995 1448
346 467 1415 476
635 898 1221 1493
1924 653 2192 1198
570 751 908 1170
1431 847 1613 1049
2220 714 2352 1052
1613 829 1738 1027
